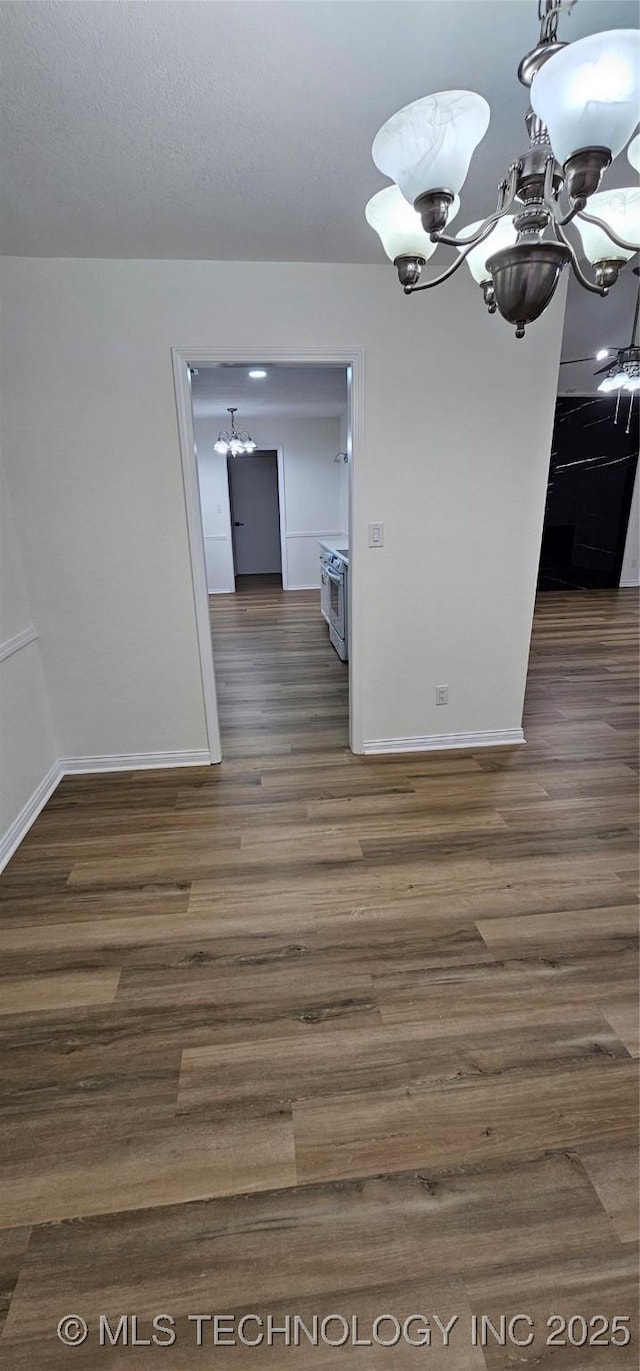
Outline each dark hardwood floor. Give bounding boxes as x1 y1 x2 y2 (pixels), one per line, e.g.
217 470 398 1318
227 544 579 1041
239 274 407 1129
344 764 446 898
0 585 638 1367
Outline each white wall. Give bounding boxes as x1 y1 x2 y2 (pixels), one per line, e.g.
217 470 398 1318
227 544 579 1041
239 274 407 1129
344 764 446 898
0 461 58 861
620 468 639 587
195 437 235 594
338 408 350 537
195 414 346 591
0 257 565 763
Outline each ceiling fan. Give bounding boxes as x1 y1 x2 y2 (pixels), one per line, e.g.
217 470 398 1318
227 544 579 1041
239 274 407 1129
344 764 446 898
560 273 640 429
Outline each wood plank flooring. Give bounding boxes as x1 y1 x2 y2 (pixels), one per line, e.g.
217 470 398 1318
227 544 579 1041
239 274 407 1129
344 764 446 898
0 582 638 1367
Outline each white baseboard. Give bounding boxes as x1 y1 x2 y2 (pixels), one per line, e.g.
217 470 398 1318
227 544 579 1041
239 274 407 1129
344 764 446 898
0 751 213 873
60 750 212 775
208 584 319 593
0 725 525 873
0 760 63 872
619 576 640 588
362 727 525 756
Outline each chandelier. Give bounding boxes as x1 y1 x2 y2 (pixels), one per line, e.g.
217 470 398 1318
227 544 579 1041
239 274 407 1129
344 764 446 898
213 407 257 456
365 0 639 338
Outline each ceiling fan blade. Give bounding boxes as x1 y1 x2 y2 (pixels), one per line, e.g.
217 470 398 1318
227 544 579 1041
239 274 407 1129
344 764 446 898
561 350 625 369
560 356 598 366
593 358 624 375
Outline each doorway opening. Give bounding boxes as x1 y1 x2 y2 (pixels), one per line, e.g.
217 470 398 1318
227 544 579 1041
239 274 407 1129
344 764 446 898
172 350 362 760
228 450 283 584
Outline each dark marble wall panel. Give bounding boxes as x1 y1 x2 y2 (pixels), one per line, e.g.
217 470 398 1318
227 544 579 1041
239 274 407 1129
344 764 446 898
538 395 639 591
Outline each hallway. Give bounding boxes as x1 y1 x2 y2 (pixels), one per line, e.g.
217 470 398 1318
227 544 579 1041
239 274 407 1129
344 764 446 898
0 590 637 1366
209 577 349 756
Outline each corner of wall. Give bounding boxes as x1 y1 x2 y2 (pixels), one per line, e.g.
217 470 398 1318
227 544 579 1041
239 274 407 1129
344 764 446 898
0 460 61 871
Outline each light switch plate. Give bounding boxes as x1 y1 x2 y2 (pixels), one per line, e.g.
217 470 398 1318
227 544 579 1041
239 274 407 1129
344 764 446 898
368 522 384 548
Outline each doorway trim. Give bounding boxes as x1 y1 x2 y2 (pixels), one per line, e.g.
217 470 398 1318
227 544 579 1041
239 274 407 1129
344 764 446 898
276 447 289 590
171 346 364 757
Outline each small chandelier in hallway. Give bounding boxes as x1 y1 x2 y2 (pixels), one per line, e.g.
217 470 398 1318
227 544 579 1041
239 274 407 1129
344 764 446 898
214 407 257 456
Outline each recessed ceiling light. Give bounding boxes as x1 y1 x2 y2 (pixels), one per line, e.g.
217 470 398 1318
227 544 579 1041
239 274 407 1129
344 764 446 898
248 369 267 379
596 348 610 360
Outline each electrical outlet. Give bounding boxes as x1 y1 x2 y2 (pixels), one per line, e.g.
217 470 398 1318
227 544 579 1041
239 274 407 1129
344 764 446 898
436 684 449 706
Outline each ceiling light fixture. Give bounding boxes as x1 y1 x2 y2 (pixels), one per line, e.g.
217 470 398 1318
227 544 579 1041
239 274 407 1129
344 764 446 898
596 348 610 360
213 407 257 457
248 369 267 379
596 281 640 432
365 0 640 338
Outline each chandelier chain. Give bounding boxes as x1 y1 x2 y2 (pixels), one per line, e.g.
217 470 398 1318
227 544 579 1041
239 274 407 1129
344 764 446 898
538 0 577 45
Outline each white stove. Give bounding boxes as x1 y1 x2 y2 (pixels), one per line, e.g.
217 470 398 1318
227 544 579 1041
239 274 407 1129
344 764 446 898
319 544 349 661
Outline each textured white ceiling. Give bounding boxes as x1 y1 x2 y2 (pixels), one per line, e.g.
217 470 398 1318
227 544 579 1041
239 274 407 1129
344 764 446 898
0 0 637 262
190 364 348 419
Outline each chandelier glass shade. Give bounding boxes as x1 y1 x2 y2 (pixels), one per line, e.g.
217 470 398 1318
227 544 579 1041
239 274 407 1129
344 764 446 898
529 30 640 166
457 216 518 285
573 187 640 265
372 91 491 203
364 0 640 339
365 185 459 274
213 407 256 457
629 133 640 173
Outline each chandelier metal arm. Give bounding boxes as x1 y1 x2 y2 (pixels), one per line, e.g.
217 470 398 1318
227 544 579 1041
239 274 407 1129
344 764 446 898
576 209 639 254
542 153 556 205
432 207 512 251
552 219 608 295
404 228 497 294
432 163 520 249
542 158 587 227
548 195 586 227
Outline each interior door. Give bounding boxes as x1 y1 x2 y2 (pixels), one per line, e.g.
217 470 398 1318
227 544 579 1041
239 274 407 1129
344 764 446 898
227 451 282 577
